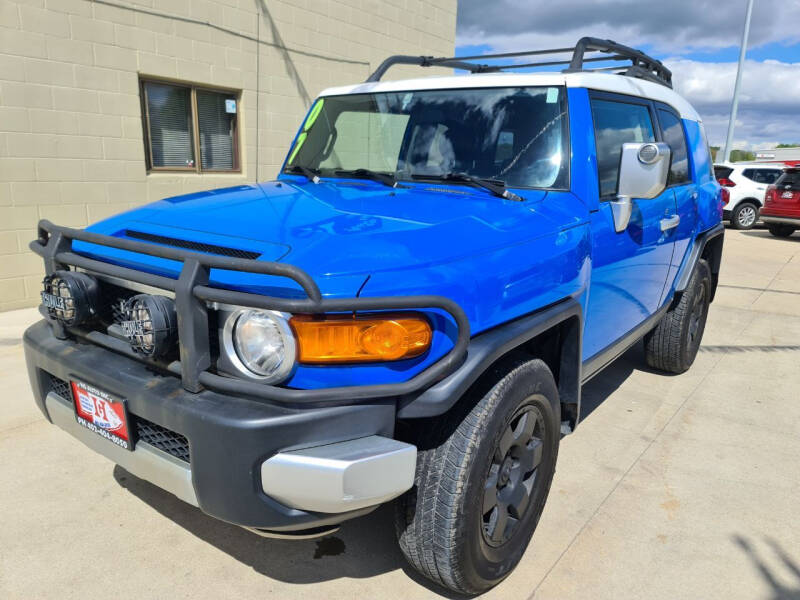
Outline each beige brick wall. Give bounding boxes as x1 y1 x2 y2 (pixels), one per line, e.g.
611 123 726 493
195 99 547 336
0 0 456 310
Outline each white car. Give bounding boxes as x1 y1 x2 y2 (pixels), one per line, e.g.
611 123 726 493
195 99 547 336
714 163 784 229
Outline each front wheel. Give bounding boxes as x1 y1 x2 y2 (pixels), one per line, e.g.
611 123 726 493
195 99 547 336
395 359 560 595
731 202 759 230
768 224 796 238
644 259 711 374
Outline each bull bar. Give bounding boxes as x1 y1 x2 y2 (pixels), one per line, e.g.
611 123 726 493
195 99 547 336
30 219 470 407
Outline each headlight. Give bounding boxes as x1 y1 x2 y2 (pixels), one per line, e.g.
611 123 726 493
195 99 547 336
222 309 296 383
41 271 99 326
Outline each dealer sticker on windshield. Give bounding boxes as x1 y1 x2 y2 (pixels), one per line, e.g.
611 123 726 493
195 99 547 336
71 380 133 451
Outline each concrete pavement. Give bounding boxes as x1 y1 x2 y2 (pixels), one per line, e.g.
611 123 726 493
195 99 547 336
1 227 799 599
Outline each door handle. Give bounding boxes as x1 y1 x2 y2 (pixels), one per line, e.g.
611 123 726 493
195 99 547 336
660 215 680 231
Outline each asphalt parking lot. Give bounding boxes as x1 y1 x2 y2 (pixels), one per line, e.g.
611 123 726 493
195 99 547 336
1 227 799 600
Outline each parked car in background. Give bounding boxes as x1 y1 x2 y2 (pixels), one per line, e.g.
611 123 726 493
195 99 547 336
714 163 784 229
762 168 800 237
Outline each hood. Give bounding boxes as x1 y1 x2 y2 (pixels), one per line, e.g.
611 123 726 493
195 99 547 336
84 179 559 295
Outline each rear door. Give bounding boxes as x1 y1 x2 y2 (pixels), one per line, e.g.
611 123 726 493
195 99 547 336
583 92 678 361
770 170 800 213
654 104 696 303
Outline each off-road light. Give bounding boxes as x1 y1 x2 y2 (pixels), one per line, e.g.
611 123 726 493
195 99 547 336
223 309 296 382
290 313 432 363
41 271 99 326
638 143 660 164
121 294 178 358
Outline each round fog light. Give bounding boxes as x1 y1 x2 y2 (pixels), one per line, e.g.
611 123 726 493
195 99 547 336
41 271 99 326
121 294 178 358
227 310 296 382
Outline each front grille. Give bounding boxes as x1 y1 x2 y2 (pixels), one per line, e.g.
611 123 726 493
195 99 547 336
124 230 260 260
99 280 138 325
135 417 190 463
48 373 71 399
44 372 190 464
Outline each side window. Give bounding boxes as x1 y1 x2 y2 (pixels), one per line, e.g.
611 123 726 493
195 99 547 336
757 169 781 184
590 98 656 197
657 109 690 184
741 169 756 182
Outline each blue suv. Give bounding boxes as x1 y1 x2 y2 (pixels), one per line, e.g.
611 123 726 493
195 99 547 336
24 39 723 594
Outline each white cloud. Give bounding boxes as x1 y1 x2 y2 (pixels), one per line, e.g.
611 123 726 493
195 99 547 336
456 0 800 149
667 58 800 147
457 0 800 55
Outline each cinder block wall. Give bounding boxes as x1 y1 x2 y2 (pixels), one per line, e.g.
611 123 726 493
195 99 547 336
0 0 456 310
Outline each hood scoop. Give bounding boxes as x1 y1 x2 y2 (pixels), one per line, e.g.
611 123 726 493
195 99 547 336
123 230 261 260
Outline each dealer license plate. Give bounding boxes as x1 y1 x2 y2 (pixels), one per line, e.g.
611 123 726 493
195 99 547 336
71 380 134 451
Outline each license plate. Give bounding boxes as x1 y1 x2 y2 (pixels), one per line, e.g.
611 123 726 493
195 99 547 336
41 291 66 311
71 381 134 451
782 191 795 199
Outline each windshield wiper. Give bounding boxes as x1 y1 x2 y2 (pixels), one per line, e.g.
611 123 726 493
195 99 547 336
335 168 402 188
285 165 321 184
412 172 524 202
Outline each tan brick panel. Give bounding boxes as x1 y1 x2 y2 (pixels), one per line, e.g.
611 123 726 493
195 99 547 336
0 0 456 309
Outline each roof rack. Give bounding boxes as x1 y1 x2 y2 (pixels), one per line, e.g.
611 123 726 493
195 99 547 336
366 36 673 89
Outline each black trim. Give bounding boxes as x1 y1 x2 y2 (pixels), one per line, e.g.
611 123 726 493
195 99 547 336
581 300 671 383
124 230 261 260
675 223 724 292
30 220 470 406
398 298 583 419
367 37 672 88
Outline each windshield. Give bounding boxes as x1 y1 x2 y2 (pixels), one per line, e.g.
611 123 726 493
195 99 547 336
285 86 569 190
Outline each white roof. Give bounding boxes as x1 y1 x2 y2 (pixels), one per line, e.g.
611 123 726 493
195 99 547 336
320 71 701 122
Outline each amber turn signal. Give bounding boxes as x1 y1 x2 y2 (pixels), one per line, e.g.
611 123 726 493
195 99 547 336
290 313 432 363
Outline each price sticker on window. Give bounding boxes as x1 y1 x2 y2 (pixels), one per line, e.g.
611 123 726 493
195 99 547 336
225 99 237 114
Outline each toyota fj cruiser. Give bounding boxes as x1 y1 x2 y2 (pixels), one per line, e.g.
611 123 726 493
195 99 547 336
24 38 724 594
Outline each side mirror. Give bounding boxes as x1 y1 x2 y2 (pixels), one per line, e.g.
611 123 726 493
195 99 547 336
611 142 671 232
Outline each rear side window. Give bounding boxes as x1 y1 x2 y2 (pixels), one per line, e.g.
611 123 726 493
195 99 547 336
776 170 800 190
591 98 656 197
714 166 733 179
657 109 690 184
742 169 781 184
757 169 782 184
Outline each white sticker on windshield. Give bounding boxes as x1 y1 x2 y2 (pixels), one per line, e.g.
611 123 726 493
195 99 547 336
546 87 558 104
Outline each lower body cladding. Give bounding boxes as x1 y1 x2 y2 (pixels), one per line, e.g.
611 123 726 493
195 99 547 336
23 320 416 536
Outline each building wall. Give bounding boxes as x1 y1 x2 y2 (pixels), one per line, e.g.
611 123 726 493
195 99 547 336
0 0 457 310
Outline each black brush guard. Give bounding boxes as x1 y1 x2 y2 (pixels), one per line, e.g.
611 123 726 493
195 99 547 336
30 220 470 407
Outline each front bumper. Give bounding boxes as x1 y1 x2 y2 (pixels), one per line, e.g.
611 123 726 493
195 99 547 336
24 320 415 531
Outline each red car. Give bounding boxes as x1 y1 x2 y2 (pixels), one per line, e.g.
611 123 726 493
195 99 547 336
762 168 800 237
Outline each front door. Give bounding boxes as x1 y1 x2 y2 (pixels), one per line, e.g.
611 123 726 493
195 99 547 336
583 92 678 362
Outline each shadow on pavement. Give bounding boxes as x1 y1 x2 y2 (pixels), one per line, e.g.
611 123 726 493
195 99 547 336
741 230 800 242
113 466 463 597
112 346 657 595
578 342 653 422
734 535 800 600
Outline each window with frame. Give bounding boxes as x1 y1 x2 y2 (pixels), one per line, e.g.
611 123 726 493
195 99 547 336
141 80 240 173
657 109 690 185
590 98 656 197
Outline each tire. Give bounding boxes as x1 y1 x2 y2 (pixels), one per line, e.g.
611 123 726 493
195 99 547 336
731 201 759 230
767 224 796 238
395 359 560 595
644 259 711 374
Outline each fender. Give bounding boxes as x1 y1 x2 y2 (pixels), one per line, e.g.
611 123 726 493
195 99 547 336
674 222 724 298
397 297 582 420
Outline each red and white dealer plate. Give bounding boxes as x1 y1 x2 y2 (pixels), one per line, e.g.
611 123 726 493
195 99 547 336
71 380 133 451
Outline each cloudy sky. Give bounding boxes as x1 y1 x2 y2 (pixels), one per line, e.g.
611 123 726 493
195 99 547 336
456 0 800 150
